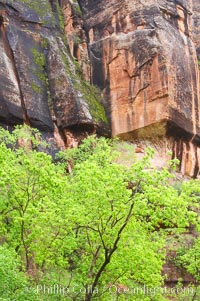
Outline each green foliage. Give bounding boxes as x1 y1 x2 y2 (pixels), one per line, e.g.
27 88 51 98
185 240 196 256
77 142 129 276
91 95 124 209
56 1 65 31
18 0 55 25
57 135 116 166
31 47 47 84
165 179 200 300
56 136 199 300
79 81 108 124
174 231 200 285
31 83 41 93
31 48 46 69
0 245 38 300
71 1 82 16
30 44 52 99
0 126 199 300
0 125 45 149
176 241 200 280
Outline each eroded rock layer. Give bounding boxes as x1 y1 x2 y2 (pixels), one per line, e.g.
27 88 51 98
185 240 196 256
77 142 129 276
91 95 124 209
76 0 200 177
0 0 108 152
0 0 200 288
1 0 200 175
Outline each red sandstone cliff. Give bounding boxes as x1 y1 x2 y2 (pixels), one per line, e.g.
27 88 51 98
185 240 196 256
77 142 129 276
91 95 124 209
0 0 200 289
1 0 200 176
65 0 200 177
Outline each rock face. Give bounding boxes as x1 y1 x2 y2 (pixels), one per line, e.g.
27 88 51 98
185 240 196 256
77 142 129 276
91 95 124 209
76 0 200 177
1 0 200 175
0 0 199 288
193 0 200 55
68 2 200 288
0 0 108 152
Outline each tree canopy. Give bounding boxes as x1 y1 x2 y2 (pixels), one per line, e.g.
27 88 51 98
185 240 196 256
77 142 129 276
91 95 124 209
0 126 199 301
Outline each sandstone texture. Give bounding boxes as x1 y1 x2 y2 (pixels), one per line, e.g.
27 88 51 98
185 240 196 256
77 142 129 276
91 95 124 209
193 0 200 56
1 0 200 175
0 0 200 289
77 0 200 177
0 0 108 151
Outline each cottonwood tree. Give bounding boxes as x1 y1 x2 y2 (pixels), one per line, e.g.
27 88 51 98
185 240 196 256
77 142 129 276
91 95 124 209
0 127 70 275
168 180 200 301
0 245 39 300
0 128 199 301
58 136 198 301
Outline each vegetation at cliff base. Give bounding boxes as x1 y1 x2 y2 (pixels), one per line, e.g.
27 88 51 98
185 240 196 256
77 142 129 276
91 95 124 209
0 126 199 301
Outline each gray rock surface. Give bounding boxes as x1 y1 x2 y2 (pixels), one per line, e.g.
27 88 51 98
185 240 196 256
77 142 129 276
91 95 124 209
0 0 108 143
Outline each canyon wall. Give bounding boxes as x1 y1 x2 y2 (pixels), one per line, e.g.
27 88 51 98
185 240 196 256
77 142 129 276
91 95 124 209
0 0 199 289
70 0 200 177
1 0 200 176
193 0 200 55
0 0 108 155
